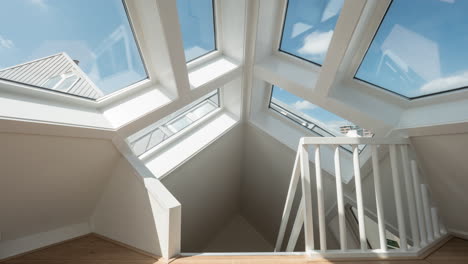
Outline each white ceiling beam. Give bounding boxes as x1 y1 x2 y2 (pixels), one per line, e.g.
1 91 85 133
240 0 259 121
313 0 368 98
154 0 191 99
125 0 190 99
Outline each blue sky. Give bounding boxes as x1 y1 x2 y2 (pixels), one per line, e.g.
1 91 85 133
176 0 215 62
271 86 356 136
356 0 468 98
0 0 146 95
280 0 344 65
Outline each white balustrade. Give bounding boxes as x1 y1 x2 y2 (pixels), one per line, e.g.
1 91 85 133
275 137 445 258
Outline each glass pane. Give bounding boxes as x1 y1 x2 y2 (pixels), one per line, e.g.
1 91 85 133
270 85 372 138
0 0 147 99
191 101 216 119
168 116 193 132
55 74 78 91
355 0 468 99
132 133 151 156
177 0 216 62
128 90 220 156
43 75 63 89
147 129 169 151
280 0 344 65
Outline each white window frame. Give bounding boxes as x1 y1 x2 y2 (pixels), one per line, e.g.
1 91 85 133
0 0 245 140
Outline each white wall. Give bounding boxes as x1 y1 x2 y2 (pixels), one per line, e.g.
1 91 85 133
204 214 273 252
161 124 243 252
91 156 163 257
411 133 468 237
240 124 339 250
0 132 119 258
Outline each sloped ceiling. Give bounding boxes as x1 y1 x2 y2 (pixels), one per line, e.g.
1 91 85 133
0 133 120 241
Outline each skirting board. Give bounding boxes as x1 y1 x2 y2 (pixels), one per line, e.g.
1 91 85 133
0 222 90 261
449 229 468 240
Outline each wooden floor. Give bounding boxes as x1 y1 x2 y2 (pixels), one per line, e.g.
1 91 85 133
3 235 468 264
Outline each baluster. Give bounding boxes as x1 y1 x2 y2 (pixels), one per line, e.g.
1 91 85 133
315 145 327 250
400 145 420 248
371 145 386 251
411 160 427 245
286 198 304 252
421 184 434 242
300 142 314 252
389 144 408 250
334 145 347 251
431 208 440 238
275 147 301 251
353 145 367 250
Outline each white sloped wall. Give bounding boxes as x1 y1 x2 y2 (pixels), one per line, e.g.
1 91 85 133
0 132 120 258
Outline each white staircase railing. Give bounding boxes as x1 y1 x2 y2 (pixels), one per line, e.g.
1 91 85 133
275 137 447 258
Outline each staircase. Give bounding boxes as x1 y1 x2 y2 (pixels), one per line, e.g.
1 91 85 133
275 137 448 259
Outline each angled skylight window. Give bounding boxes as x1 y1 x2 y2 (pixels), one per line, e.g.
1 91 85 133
176 0 216 62
279 0 344 65
128 90 219 156
270 85 372 151
355 0 468 99
0 1 146 99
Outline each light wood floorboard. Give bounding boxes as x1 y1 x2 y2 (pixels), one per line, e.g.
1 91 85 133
3 235 468 264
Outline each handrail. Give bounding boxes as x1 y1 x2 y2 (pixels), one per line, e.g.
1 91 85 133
300 137 410 145
275 136 446 258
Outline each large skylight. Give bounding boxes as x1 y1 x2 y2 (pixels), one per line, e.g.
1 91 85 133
176 0 216 62
0 0 146 99
129 90 219 156
355 0 468 99
279 0 344 65
270 85 371 151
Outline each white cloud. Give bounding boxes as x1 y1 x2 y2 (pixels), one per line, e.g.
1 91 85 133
420 71 468 94
291 22 313 38
293 100 316 111
439 0 455 3
297 30 333 56
0 35 14 50
321 0 344 22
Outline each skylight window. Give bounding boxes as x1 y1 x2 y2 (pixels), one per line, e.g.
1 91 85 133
355 0 468 99
0 0 147 99
269 85 372 151
176 0 216 62
279 0 344 65
129 90 220 156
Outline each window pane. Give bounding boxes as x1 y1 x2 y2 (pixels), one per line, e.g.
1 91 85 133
191 101 216 119
177 0 216 62
168 116 193 132
55 74 78 92
0 0 147 99
43 75 63 89
280 0 344 65
355 0 468 99
270 85 372 140
128 90 220 156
